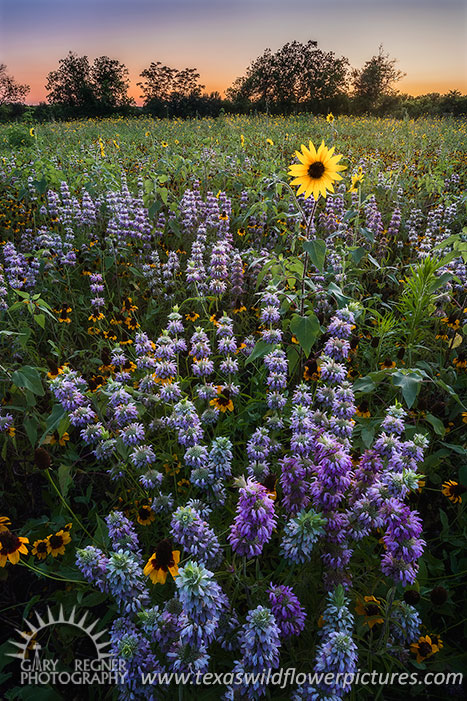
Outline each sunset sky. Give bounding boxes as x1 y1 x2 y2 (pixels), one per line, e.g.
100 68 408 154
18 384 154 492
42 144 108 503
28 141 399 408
1 0 466 104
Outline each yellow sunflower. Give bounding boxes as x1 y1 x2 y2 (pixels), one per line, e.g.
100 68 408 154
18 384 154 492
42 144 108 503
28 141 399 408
288 140 346 200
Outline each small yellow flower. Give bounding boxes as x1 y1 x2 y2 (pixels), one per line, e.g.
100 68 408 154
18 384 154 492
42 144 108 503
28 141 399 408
266 138 274 146
326 113 334 123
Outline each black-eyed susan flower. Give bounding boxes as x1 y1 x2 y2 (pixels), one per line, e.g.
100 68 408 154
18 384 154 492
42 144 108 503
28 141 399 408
441 314 460 330
453 353 467 369
303 358 320 381
237 227 246 237
136 503 155 526
356 401 371 418
462 412 467 424
0 529 29 566
219 211 229 221
185 312 200 322
326 113 334 123
210 312 221 326
210 386 234 413
46 529 71 557
355 596 384 628
32 539 49 560
410 635 441 663
233 302 246 314
266 138 274 146
0 516 11 532
261 474 277 501
441 480 465 504
144 539 180 584
288 140 346 200
44 430 69 447
380 358 396 370
56 305 72 323
46 360 65 379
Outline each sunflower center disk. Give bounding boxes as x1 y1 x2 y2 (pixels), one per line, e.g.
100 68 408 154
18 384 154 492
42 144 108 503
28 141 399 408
307 161 325 178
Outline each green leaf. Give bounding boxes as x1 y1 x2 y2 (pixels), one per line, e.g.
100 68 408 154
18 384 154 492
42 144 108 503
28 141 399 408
391 370 423 408
33 313 45 329
361 426 375 448
11 366 44 396
58 464 73 499
23 415 38 447
289 313 321 356
158 186 168 205
459 464 467 487
425 413 445 437
303 239 326 273
353 376 376 394
349 247 367 264
39 404 68 445
245 340 272 365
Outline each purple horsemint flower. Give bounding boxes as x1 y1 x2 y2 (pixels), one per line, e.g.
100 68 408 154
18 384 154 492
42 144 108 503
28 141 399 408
268 583 306 638
229 605 281 699
229 479 277 557
280 456 311 515
105 510 141 555
171 505 222 568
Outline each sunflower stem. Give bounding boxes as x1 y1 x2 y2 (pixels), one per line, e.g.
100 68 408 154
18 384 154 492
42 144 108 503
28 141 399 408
299 198 318 318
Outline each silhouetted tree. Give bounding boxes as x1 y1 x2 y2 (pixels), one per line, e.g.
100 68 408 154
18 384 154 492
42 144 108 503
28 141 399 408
227 41 349 113
138 62 204 116
46 52 132 116
352 45 404 113
0 64 30 105
90 56 133 114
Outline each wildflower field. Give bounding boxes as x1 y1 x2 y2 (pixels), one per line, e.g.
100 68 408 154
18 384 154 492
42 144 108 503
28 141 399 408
0 115 466 700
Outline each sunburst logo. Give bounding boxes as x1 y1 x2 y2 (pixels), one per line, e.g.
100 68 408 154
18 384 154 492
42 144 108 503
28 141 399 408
7 605 126 686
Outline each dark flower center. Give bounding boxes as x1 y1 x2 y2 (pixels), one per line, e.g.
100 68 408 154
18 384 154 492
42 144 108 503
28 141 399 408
49 535 64 549
138 506 151 519
451 484 466 496
0 530 21 554
153 539 175 571
365 604 380 616
419 642 433 657
37 541 48 553
262 474 276 493
307 161 325 179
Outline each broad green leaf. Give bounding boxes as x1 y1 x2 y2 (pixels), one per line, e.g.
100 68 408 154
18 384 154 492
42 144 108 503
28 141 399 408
11 366 44 396
245 340 272 365
303 239 326 272
392 370 423 408
425 413 445 436
58 464 73 499
289 313 321 356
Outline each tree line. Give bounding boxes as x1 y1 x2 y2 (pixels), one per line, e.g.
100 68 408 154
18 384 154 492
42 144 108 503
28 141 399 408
1 43 466 122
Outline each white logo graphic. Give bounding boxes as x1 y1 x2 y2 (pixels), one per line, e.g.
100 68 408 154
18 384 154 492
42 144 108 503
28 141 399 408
8 605 126 686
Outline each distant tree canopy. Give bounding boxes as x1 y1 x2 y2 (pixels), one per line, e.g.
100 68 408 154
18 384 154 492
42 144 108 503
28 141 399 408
0 64 30 105
45 52 133 116
352 45 405 113
137 62 208 117
2 42 466 122
226 41 350 113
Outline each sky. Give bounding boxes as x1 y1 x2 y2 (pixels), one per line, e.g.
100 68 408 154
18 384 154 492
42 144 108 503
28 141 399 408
0 0 466 104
